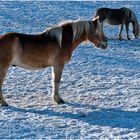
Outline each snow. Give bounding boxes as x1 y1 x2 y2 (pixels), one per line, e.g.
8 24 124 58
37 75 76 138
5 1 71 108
0 1 140 139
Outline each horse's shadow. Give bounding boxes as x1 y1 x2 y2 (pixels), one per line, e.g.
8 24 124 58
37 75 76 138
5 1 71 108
108 37 134 41
9 102 140 131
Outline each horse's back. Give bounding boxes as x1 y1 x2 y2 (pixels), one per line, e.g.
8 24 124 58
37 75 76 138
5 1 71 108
95 8 125 25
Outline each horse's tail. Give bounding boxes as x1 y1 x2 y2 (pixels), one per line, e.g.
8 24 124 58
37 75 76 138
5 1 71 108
0 33 18 67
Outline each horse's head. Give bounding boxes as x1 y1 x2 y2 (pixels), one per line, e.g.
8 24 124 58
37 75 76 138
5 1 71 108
87 16 108 49
129 10 139 39
132 22 139 39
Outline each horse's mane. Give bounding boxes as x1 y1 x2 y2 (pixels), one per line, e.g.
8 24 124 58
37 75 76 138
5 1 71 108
44 26 62 47
70 20 93 41
44 19 95 47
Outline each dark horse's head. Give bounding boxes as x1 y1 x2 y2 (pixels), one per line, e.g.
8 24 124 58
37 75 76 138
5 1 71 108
131 18 139 39
126 8 139 39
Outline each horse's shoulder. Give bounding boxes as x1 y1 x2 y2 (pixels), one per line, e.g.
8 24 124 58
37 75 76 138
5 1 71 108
61 23 73 47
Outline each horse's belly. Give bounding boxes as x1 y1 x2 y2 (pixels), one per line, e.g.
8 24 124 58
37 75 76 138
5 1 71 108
11 55 52 70
105 19 121 25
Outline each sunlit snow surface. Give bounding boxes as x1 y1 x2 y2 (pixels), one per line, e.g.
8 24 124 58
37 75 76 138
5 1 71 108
0 1 140 139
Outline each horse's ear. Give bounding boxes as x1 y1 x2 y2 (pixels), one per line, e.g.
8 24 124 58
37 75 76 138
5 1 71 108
92 16 100 29
93 16 100 21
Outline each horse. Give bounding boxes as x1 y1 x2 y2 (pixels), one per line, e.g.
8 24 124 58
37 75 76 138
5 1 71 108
0 16 107 106
94 7 139 40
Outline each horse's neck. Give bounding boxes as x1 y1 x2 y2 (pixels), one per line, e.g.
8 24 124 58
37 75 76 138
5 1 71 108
72 30 87 50
131 12 138 24
131 19 138 30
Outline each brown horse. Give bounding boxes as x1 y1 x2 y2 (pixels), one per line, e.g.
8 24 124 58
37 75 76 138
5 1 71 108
94 7 139 40
0 17 107 106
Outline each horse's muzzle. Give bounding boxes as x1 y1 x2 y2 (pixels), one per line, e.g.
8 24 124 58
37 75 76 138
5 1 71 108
98 41 108 49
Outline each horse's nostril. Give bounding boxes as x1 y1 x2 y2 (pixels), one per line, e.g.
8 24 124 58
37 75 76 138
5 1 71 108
102 45 107 49
102 42 108 49
98 41 107 49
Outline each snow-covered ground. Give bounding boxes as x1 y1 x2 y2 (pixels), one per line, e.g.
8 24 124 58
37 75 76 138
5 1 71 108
0 1 140 139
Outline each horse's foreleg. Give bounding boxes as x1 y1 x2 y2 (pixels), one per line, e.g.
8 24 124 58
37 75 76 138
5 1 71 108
101 22 108 40
52 64 64 104
118 24 124 40
125 24 130 40
0 67 9 106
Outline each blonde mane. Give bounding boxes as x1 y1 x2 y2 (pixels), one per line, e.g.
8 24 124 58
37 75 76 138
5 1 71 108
44 19 95 47
44 26 62 47
57 19 94 41
71 20 92 41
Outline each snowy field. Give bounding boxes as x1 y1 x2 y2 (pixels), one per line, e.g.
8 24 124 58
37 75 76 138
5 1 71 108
0 1 140 139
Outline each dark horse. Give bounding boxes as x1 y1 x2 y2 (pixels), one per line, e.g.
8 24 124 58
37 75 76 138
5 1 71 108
0 17 107 106
94 7 139 40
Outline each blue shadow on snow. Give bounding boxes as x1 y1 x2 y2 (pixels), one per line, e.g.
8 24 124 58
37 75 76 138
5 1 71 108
9 102 140 132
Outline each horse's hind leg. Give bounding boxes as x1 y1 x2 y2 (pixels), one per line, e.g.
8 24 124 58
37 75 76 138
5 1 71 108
52 64 64 104
118 24 124 40
0 67 9 106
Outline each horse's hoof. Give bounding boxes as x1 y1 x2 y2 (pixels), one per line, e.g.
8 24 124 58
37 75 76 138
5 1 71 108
53 99 65 104
1 102 9 107
118 38 123 41
53 95 65 104
57 99 65 104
